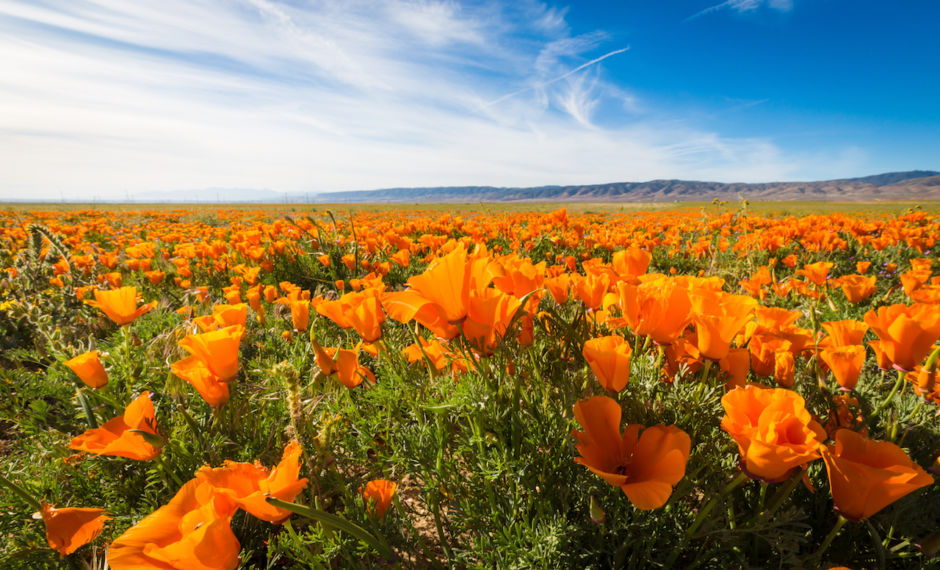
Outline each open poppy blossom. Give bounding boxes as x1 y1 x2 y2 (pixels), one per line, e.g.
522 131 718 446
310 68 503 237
171 356 230 407
572 395 691 510
822 429 933 521
611 246 652 281
796 261 833 287
864 303 940 371
382 244 502 339
178 325 244 382
69 391 162 460
311 339 375 388
195 440 308 523
690 290 757 361
819 345 867 390
63 350 108 389
834 274 877 303
317 289 386 342
461 288 522 353
361 479 398 518
819 319 869 348
616 278 692 346
289 299 310 332
582 335 632 393
40 502 109 556
721 385 826 482
107 479 240 570
85 286 156 326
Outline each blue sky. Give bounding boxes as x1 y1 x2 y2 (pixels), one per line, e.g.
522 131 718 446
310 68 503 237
1 0 937 199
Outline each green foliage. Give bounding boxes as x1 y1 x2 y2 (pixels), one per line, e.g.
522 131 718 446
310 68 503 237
0 206 939 569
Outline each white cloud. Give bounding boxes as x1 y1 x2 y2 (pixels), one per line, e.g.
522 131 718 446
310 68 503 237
0 0 810 200
685 0 795 22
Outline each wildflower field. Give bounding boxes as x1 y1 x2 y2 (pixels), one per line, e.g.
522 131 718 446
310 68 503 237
2 202 940 569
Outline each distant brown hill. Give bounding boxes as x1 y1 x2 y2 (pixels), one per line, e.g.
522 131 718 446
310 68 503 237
312 170 940 203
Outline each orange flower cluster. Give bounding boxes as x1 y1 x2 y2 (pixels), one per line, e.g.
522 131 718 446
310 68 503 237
108 441 307 569
572 396 690 509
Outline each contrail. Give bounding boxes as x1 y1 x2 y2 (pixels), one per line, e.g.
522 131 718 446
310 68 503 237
483 46 630 108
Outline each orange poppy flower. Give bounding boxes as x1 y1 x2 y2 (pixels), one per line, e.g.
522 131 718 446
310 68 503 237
390 249 410 267
662 333 703 382
63 350 108 389
107 479 240 570
145 270 165 285
747 333 793 377
822 429 933 521
41 502 109 556
461 288 521 353
617 278 691 346
774 350 795 387
381 244 500 339
85 286 156 326
196 441 308 523
317 289 386 342
721 385 826 482
211 303 248 329
402 337 467 377
611 246 651 280
819 346 867 390
312 341 375 388
906 365 938 397
178 325 244 382
835 274 877 303
796 261 833 287
574 272 611 310
544 274 571 305
361 479 398 518
289 300 310 332
719 347 750 390
311 337 339 377
739 266 772 300
819 320 869 348
572 395 691 510
69 392 162 460
170 356 230 407
335 347 376 388
690 291 757 361
582 335 632 393
864 303 940 371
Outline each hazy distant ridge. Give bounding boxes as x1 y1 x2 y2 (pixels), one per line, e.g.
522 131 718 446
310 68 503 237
312 170 940 203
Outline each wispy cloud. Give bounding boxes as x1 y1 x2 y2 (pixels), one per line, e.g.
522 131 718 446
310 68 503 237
685 0 794 22
0 0 809 199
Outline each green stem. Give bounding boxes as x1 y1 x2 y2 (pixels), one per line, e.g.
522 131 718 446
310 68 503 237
700 359 712 385
686 471 749 538
0 473 43 511
667 471 748 567
865 519 886 570
752 469 802 524
177 404 209 455
812 515 848 561
267 497 394 560
76 388 98 429
871 370 906 420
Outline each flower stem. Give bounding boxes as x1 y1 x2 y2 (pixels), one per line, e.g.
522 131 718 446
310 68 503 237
686 471 748 538
871 370 906 420
666 471 748 567
865 519 886 570
0 473 42 511
752 469 802 524
812 515 848 561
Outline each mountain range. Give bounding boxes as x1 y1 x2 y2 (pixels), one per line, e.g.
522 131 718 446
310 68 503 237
308 170 940 203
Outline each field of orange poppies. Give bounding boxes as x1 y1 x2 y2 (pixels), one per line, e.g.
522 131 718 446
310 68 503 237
1 203 939 568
